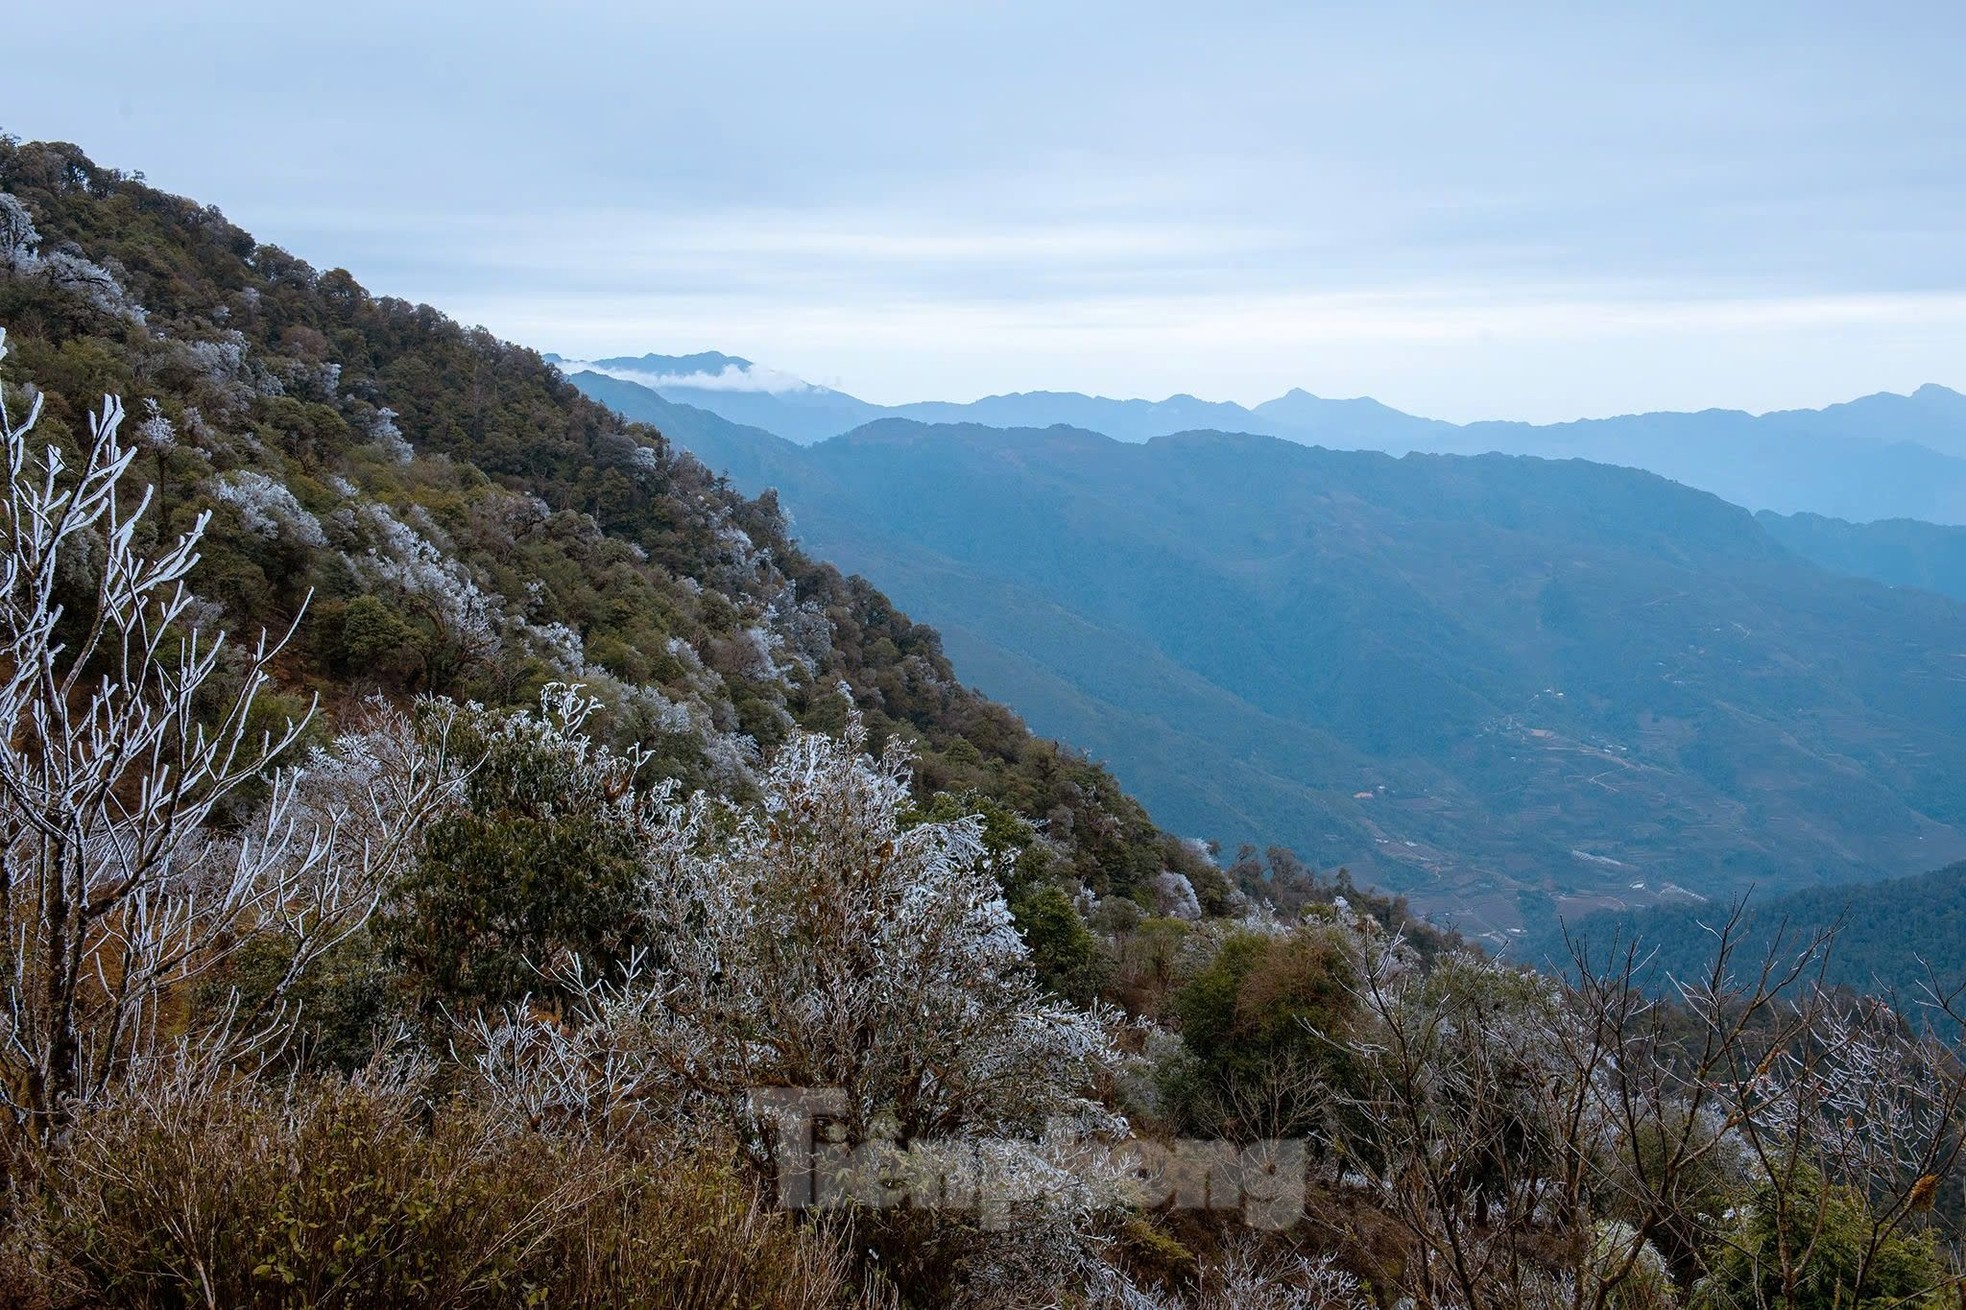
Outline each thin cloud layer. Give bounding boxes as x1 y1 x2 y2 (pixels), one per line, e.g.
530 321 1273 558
561 360 817 395
8 1 1963 418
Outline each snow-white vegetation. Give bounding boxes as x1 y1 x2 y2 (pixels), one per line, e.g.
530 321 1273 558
7 226 1966 1301
211 468 327 545
350 500 503 658
475 693 1117 1142
0 361 455 1125
0 192 145 322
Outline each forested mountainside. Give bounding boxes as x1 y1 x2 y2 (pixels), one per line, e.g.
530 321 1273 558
9 137 1966 1310
573 375 1966 945
0 137 1216 910
1532 860 1966 1007
569 354 1966 524
0 137 1507 1308
1759 510 1966 602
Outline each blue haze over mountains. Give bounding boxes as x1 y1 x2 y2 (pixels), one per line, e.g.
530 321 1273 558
564 352 1966 526
563 356 1966 947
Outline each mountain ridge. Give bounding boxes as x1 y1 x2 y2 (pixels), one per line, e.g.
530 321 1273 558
567 356 1966 524
570 378 1966 944
0 136 1222 927
1535 859 1966 1004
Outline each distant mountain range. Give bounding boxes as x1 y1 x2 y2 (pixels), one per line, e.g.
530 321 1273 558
1757 512 1966 603
553 352 1966 525
565 370 1966 946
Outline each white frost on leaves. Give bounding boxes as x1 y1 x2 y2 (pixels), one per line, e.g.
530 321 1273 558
0 376 457 1119
664 633 710 678
768 585 833 674
404 502 453 548
506 628 752 790
168 333 260 422
691 504 773 592
1153 870 1203 921
183 333 250 386
1234 900 1295 938
211 470 327 546
39 250 147 322
734 623 785 681
351 502 500 654
0 194 35 271
1086 1242 1372 1310
482 704 1115 1146
619 680 699 738
0 193 146 322
136 399 176 451
368 406 412 463
528 620 588 674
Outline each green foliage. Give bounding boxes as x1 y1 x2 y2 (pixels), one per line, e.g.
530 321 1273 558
1693 1170 1956 1310
1169 927 1362 1139
195 932 397 1076
1548 860 1966 1011
1601 1108 1752 1290
1589 1221 1679 1310
331 594 425 683
375 710 649 1013
1009 883 1112 1005
1229 847 1459 961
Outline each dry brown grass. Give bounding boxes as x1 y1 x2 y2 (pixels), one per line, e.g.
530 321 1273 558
0 1073 852 1310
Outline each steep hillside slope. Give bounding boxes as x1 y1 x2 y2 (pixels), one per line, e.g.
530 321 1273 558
579 389 1966 943
0 138 1216 906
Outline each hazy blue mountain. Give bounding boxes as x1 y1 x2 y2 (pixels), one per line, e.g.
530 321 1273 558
1251 389 1458 448
570 373 1966 946
1757 511 1966 602
1763 383 1966 460
569 371 800 466
1530 859 1966 1003
887 391 1272 442
1451 403 1966 525
574 350 755 376
565 352 885 443
562 360 1966 523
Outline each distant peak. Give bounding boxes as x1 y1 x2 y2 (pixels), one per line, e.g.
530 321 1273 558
594 350 754 373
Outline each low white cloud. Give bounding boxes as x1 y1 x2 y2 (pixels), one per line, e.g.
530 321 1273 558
562 361 816 395
492 283 1966 424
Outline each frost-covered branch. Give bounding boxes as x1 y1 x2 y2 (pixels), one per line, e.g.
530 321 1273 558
0 347 460 1134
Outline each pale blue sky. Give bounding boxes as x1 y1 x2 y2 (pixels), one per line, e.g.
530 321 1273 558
7 2 1966 420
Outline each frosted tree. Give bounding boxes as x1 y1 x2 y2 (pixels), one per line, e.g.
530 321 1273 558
0 192 145 322
0 340 455 1135
477 696 1116 1147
